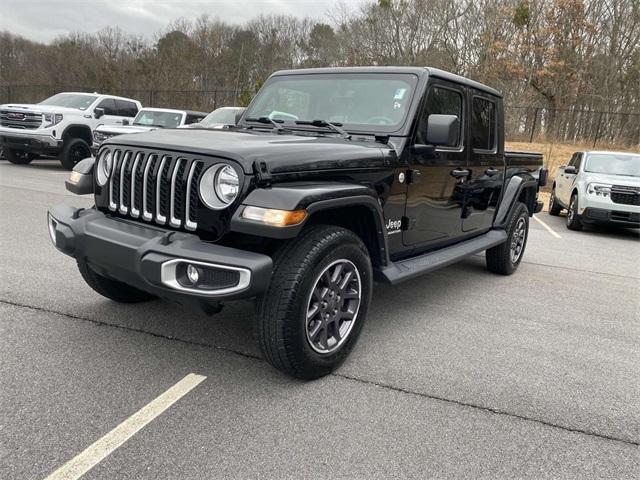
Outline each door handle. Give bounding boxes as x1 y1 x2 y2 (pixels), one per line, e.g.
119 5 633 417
450 169 470 178
485 168 500 175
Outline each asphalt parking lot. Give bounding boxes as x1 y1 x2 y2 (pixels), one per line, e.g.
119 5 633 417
1 160 639 479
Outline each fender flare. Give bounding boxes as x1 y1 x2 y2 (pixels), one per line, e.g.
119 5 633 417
230 182 390 265
61 124 93 143
494 174 538 228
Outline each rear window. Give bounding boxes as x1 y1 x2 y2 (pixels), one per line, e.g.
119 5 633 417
115 100 138 117
471 97 496 151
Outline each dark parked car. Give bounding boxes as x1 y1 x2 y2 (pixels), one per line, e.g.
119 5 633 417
49 67 545 379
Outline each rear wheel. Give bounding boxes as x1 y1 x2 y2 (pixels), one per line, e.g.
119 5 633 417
548 186 562 216
60 137 91 170
486 202 529 275
78 260 155 303
566 193 583 230
4 148 35 165
256 225 372 380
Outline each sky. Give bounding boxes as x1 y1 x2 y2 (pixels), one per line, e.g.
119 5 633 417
0 0 367 43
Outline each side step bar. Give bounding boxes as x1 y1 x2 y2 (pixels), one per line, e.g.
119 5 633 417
375 229 507 284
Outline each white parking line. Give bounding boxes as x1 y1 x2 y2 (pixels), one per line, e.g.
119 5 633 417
533 214 562 239
43 373 207 480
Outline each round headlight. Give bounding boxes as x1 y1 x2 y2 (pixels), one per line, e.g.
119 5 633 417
96 150 112 186
215 165 239 204
199 164 240 210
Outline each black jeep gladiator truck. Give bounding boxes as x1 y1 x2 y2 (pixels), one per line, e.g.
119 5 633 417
48 67 545 379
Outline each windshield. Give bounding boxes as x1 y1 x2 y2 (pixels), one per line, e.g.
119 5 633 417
133 110 183 128
244 73 418 133
201 108 239 127
39 93 98 110
584 153 640 177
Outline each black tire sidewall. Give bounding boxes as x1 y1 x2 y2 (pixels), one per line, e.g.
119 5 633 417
290 240 372 370
567 194 582 229
509 205 529 269
61 138 91 170
5 148 33 165
258 226 373 379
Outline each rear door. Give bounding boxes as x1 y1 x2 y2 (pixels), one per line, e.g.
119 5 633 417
115 99 139 120
462 93 503 232
402 79 467 247
94 98 124 126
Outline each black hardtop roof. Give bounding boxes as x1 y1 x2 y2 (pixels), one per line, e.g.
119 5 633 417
270 66 502 98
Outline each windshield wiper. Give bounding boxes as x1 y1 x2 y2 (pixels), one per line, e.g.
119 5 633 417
294 120 350 139
245 116 286 132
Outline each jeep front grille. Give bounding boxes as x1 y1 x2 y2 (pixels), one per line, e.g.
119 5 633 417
107 149 205 230
0 110 43 129
611 185 640 206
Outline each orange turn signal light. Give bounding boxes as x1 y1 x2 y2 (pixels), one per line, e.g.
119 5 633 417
242 206 307 227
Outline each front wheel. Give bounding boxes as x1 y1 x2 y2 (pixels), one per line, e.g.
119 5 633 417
548 186 562 216
486 202 529 275
256 225 372 380
4 148 34 165
60 137 91 170
566 194 583 230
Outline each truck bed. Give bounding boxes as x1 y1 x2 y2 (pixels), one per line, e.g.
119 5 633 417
505 150 544 169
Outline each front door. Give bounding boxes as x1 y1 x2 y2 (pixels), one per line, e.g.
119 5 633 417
403 81 467 247
462 93 503 232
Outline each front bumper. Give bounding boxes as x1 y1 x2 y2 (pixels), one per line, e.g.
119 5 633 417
582 207 640 227
0 130 62 154
47 205 273 309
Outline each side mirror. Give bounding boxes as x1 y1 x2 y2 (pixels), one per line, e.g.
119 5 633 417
234 108 246 125
426 114 460 148
122 119 130 126
65 157 95 195
564 165 577 175
94 108 105 119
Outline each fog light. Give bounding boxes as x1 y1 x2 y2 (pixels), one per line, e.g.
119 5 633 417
47 214 57 245
186 264 200 284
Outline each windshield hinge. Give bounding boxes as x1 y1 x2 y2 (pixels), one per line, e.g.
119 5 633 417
253 160 272 187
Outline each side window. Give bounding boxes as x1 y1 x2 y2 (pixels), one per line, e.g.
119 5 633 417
574 153 583 170
471 97 496 151
96 98 117 116
185 114 204 125
568 153 579 167
115 100 138 117
417 86 463 147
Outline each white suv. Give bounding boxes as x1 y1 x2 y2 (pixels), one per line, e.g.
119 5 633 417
0 92 141 169
549 151 640 229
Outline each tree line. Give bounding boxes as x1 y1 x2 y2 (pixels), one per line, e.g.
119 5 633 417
0 0 638 143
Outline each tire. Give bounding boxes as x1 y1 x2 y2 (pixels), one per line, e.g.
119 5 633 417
257 225 373 380
486 201 529 275
566 193 583 230
548 186 561 216
60 137 91 170
4 148 34 165
77 260 155 303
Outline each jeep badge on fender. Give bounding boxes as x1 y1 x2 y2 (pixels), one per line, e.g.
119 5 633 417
47 67 545 380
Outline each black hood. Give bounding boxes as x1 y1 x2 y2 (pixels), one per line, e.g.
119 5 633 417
105 128 390 174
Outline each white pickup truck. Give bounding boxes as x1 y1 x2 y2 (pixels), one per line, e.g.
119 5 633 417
549 150 640 229
0 92 141 169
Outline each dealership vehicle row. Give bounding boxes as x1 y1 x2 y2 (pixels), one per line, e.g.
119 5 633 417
0 91 243 169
